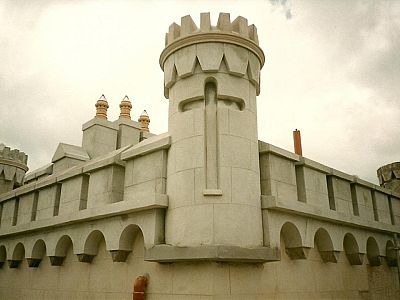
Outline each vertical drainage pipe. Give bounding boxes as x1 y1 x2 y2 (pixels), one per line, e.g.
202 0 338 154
293 129 303 156
133 274 148 300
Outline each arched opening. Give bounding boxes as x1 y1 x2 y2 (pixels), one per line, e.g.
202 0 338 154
84 230 105 255
386 240 397 267
314 228 338 263
367 237 381 266
78 230 106 263
280 222 308 259
28 239 46 268
112 224 143 262
343 233 363 265
9 242 25 268
0 245 6 268
51 235 73 266
120 224 142 250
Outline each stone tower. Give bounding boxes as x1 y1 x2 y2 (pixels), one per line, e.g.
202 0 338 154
161 13 265 248
0 144 28 194
377 162 400 194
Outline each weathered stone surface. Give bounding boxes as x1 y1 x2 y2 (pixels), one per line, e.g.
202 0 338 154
77 254 95 263
49 256 65 266
319 250 340 263
7 260 21 268
285 247 310 260
144 245 280 263
110 250 131 262
346 252 365 265
27 258 42 268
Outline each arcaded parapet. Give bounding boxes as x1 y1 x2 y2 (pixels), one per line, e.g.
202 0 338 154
0 143 28 194
377 162 400 194
161 13 265 250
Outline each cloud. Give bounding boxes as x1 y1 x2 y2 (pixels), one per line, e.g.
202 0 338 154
269 0 293 19
0 0 398 184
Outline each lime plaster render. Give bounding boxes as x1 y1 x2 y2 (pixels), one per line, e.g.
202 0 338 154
0 12 399 299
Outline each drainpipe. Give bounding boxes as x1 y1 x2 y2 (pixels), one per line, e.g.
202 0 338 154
293 129 303 156
133 274 148 300
394 234 400 287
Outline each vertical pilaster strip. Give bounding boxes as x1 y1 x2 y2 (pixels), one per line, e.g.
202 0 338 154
204 81 219 190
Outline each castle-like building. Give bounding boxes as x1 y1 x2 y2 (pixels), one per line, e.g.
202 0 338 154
0 13 399 300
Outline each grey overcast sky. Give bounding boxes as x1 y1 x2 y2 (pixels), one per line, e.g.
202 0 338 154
0 0 399 183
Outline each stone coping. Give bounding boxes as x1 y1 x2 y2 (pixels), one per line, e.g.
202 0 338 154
25 163 53 182
113 117 142 129
261 195 400 234
82 117 119 131
0 194 168 238
0 146 131 202
121 133 171 160
160 32 265 70
0 158 29 172
258 141 400 198
52 143 90 163
144 244 280 263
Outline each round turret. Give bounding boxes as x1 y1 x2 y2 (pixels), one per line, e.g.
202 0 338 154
0 143 28 194
377 162 400 194
161 13 264 248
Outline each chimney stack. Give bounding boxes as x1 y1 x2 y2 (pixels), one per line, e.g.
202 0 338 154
138 110 150 132
119 96 132 119
95 94 109 119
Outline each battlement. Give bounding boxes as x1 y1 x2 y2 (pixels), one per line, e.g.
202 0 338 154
0 144 28 167
160 13 265 98
0 10 399 299
0 144 28 194
164 12 260 47
0 136 398 265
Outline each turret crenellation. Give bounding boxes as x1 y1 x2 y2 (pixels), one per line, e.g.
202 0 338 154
160 12 264 98
0 143 29 194
377 162 400 194
164 12 260 47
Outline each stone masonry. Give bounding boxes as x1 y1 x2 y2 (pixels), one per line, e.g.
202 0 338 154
0 13 399 300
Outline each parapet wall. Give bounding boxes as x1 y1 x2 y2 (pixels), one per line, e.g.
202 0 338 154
259 141 400 269
0 138 398 265
0 134 170 269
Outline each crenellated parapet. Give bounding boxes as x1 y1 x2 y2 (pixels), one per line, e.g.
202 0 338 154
0 144 28 194
377 162 400 194
160 12 264 97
